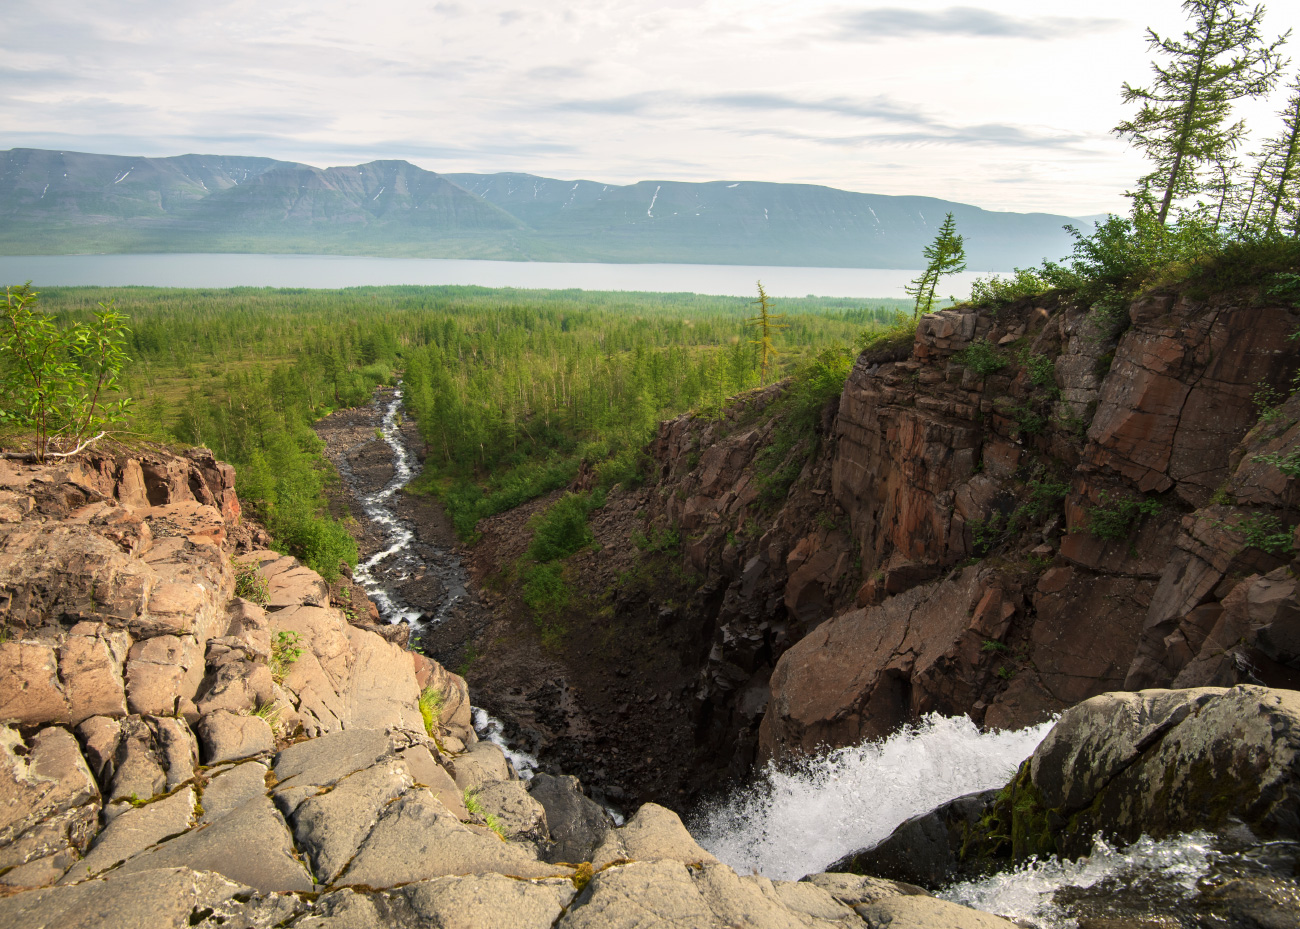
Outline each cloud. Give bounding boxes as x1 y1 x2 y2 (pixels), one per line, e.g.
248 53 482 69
553 94 658 115
701 92 938 127
832 6 1121 41
526 64 588 82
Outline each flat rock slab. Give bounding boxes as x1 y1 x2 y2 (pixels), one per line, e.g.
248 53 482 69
292 760 413 884
111 795 313 893
0 866 250 929
305 874 576 929
855 896 1019 928
197 710 273 765
0 725 100 847
273 727 399 792
64 786 196 882
558 859 718 929
200 761 269 824
476 780 548 844
338 789 566 888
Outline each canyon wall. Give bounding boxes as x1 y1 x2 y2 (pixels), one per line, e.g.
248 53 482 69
634 287 1299 777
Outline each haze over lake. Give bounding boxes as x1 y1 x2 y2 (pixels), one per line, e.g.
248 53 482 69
0 253 1003 300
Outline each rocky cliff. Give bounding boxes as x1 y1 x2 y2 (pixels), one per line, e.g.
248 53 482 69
0 443 1034 928
609 285 1300 779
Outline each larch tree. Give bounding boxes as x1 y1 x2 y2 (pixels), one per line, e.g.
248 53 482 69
905 212 967 319
747 281 786 385
1259 71 1300 233
1115 0 1288 226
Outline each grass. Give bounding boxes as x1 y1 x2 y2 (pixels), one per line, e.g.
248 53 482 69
419 686 444 738
231 558 270 606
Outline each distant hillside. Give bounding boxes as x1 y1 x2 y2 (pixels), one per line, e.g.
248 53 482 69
1 148 1082 268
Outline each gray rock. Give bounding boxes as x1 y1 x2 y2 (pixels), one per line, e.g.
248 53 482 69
111 794 313 892
476 780 549 846
396 745 467 819
773 880 865 922
528 773 613 864
1023 685 1300 857
0 850 74 887
592 802 718 868
397 873 576 929
108 717 167 802
62 786 196 881
558 859 717 929
0 725 100 857
338 788 566 888
291 760 413 884
692 861 853 928
272 727 400 793
75 716 122 783
827 790 998 888
152 716 198 790
450 740 511 791
0 866 251 929
854 895 1019 928
295 889 384 928
802 872 930 907
200 761 268 824
196 710 274 764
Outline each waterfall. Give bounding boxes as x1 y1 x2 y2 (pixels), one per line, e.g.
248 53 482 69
692 714 1053 881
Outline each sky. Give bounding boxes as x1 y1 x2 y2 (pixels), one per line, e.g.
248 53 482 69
4 0 1299 216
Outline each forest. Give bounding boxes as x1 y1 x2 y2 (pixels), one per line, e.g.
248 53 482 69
2 283 905 574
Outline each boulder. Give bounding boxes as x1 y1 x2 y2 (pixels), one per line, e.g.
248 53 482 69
57 624 129 724
854 896 1019 928
592 803 717 868
451 740 512 792
196 710 274 764
0 641 71 726
475 780 549 846
558 859 718 929
0 725 100 878
528 773 614 864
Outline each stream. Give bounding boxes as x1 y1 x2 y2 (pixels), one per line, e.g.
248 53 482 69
332 385 1298 928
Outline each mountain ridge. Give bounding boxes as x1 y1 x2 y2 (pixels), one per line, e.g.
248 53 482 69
1 147 1087 268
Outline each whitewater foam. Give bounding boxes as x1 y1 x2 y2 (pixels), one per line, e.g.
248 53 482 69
692 713 1053 881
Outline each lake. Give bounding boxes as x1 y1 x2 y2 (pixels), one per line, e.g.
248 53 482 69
0 253 1006 300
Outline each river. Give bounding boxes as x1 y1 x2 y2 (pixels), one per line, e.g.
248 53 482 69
0 252 1006 299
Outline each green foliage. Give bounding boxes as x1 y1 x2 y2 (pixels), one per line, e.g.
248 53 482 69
463 788 484 817
269 631 304 684
968 268 1053 307
1079 492 1163 541
1019 349 1058 392
955 340 1007 378
747 281 786 385
528 491 601 563
906 212 967 318
484 813 507 840
1253 447 1300 477
231 558 269 606
632 524 681 553
0 283 133 460
521 562 570 616
418 686 444 737
1233 511 1294 553
756 347 854 506
855 313 917 358
981 639 1011 653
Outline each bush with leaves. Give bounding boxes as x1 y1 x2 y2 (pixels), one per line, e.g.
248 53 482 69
1 282 133 460
968 268 1053 307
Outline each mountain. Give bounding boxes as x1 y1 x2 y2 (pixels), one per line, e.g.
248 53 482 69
1 148 1080 268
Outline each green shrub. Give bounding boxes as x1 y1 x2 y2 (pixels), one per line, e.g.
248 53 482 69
955 340 1006 378
855 314 917 358
521 562 570 616
270 631 304 684
1253 448 1300 478
1078 492 1162 541
1233 512 1294 555
418 686 444 737
1019 350 1058 391
968 268 1052 307
528 491 600 563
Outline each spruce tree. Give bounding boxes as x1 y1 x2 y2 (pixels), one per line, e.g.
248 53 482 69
1115 0 1288 225
1259 72 1300 233
905 213 967 319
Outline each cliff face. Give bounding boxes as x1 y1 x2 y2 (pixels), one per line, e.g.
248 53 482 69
632 287 1299 773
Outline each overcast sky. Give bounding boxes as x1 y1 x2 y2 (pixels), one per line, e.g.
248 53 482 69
4 1 1298 216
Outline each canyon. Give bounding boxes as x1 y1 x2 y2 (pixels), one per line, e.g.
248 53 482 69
0 279 1298 925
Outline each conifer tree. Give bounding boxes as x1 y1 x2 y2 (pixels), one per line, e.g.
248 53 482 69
905 212 967 319
1258 71 1300 232
747 281 786 385
1115 0 1288 225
